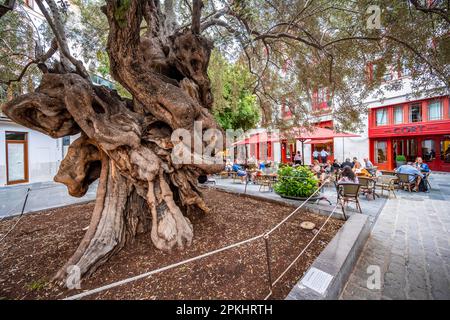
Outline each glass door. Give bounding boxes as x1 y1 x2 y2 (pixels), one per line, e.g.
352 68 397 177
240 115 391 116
438 136 450 171
6 132 28 184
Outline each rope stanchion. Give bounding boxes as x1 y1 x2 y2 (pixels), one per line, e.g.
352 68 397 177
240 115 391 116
263 202 339 300
63 181 331 300
0 188 30 243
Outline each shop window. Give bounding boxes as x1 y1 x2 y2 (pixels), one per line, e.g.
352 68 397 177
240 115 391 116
441 137 450 163
409 103 422 123
376 108 388 126
406 138 418 162
375 141 387 163
427 100 442 121
394 106 403 124
421 140 436 162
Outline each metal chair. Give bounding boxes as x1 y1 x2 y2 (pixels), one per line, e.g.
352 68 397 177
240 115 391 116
375 175 397 198
336 183 362 220
396 173 417 192
358 176 377 200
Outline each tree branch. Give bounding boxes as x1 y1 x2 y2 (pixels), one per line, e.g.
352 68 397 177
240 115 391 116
191 0 203 34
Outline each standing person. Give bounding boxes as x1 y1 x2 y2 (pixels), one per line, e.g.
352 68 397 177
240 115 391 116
294 151 302 165
312 149 319 161
320 148 329 164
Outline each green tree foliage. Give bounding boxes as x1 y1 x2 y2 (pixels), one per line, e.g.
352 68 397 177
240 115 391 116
208 50 260 131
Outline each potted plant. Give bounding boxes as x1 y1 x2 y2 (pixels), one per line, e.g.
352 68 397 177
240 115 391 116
395 155 406 167
274 165 320 200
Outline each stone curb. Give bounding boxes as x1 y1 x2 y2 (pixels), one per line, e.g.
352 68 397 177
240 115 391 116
286 213 371 300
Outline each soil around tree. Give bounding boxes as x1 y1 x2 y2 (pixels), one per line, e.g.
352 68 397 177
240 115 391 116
0 189 343 300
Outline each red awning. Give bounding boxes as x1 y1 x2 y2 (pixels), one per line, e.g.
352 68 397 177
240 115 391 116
289 126 360 141
232 131 281 145
305 139 333 144
232 127 360 145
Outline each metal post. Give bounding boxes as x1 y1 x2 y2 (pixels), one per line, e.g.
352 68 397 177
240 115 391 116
21 188 30 215
301 139 305 165
263 233 273 295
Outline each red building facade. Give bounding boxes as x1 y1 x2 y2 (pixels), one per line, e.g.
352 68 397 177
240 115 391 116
369 95 450 172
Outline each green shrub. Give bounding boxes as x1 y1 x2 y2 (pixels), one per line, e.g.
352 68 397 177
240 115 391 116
273 165 319 198
395 155 406 162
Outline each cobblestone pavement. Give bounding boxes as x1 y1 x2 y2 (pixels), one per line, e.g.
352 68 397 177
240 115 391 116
341 174 450 300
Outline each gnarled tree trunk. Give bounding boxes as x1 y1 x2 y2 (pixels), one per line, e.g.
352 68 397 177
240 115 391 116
1 0 223 283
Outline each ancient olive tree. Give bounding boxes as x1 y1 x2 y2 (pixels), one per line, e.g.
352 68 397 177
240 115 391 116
2 0 225 281
1 0 448 284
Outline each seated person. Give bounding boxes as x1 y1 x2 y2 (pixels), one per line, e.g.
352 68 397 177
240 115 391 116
311 160 322 174
232 162 247 183
396 162 423 191
415 157 430 173
363 157 374 168
415 157 430 192
332 159 341 170
341 158 354 169
353 157 362 171
338 166 359 184
324 160 333 173
258 161 266 171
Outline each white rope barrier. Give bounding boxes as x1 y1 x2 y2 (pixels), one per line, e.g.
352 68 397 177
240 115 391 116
63 181 331 300
264 202 340 300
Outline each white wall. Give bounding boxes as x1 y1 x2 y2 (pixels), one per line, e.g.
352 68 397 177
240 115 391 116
334 115 370 163
0 121 64 186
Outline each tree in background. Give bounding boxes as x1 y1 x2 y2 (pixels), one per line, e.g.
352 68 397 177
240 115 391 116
209 50 260 131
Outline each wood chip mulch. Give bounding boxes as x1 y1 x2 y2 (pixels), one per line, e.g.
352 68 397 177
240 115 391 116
0 188 343 300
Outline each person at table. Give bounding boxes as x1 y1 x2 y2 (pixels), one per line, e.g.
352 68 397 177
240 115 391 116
415 157 430 192
293 151 302 165
312 149 319 161
320 149 329 164
363 157 374 168
311 160 325 182
332 159 341 170
323 160 334 174
231 161 247 183
415 157 430 173
396 162 423 192
338 166 359 184
341 158 354 169
353 157 362 170
258 160 266 171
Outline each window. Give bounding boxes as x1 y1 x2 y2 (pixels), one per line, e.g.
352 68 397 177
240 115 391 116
441 137 450 163
421 140 436 162
6 132 27 141
428 100 442 121
376 108 388 126
375 141 387 163
394 106 403 124
409 103 422 123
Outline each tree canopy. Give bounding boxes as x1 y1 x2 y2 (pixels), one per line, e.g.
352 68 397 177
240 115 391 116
208 50 260 131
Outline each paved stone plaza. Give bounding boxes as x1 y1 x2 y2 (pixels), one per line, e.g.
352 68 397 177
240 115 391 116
1 173 448 300
341 174 450 300
0 181 97 218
